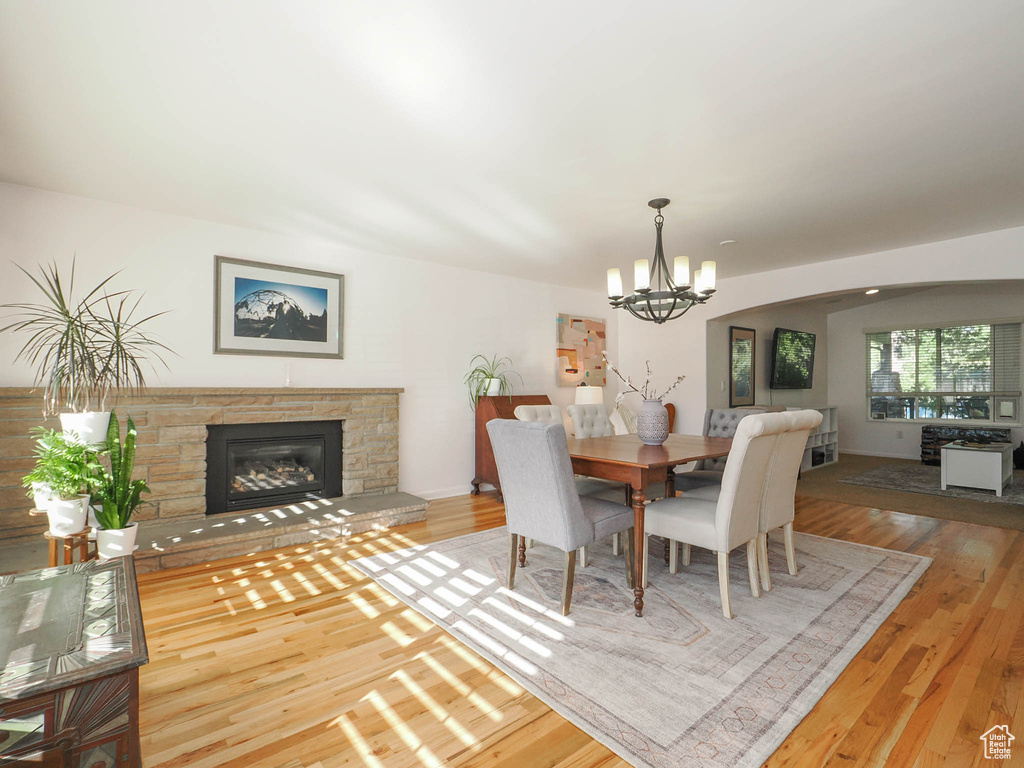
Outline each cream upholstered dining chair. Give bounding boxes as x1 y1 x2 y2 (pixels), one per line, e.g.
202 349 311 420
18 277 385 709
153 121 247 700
566 404 615 438
513 404 562 424
641 412 789 619
486 419 636 615
674 407 767 492
676 410 823 592
754 409 822 590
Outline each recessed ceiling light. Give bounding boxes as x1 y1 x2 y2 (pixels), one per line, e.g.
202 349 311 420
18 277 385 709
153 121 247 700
719 240 737 246
865 288 880 295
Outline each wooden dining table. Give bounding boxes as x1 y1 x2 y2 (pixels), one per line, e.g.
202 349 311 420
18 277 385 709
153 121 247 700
566 433 733 617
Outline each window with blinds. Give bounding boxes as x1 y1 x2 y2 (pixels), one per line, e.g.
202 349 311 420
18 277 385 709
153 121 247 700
865 322 1022 423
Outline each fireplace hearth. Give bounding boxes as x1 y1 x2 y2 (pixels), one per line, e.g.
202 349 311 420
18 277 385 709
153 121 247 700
206 421 342 515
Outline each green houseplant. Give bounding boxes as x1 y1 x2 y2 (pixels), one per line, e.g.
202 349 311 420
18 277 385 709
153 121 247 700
0 259 171 443
23 427 101 536
464 354 522 409
91 411 150 559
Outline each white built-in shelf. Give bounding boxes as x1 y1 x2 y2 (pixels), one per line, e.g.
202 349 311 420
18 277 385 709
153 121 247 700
787 405 838 471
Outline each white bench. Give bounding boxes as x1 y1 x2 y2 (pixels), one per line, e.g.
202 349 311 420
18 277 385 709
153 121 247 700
940 441 1014 497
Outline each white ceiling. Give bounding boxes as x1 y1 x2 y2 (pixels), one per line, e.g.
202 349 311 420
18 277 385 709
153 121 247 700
2 1 1023 290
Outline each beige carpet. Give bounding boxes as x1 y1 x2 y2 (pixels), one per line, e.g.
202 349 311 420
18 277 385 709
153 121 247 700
797 453 1024 531
353 527 930 768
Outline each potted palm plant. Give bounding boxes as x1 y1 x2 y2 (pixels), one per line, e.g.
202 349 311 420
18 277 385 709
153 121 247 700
90 411 150 559
0 259 171 444
23 427 101 536
464 354 522 409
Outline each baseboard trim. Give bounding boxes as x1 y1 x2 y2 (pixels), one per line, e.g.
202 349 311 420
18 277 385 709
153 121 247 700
841 449 919 461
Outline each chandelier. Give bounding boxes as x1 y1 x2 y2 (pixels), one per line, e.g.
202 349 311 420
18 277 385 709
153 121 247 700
606 198 716 324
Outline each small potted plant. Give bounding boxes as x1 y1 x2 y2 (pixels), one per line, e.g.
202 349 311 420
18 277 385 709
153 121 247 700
464 354 522 409
1 259 170 444
90 411 150 559
23 427 100 536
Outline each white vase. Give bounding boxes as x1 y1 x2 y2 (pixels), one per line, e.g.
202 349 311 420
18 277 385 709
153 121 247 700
46 494 89 536
31 482 52 511
637 399 670 446
60 411 111 446
97 522 139 560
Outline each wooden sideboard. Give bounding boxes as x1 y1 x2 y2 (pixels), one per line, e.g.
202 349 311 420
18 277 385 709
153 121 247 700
472 395 552 499
0 557 148 767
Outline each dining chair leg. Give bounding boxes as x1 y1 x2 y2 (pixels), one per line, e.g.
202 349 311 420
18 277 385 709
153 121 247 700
681 543 691 566
561 550 577 616
757 533 772 592
668 539 678 574
623 527 635 590
717 551 733 619
612 531 620 557
507 533 519 590
663 536 670 566
783 522 798 576
746 540 761 598
518 535 528 568
579 545 589 568
641 534 649 588
526 537 535 549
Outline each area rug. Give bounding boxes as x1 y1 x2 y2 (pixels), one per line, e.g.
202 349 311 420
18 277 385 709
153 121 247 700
352 528 930 768
840 463 1024 505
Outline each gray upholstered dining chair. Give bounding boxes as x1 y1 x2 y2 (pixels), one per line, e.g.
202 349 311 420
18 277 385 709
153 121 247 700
673 407 767 492
513 402 624 563
676 409 822 591
641 412 789 619
486 419 636 615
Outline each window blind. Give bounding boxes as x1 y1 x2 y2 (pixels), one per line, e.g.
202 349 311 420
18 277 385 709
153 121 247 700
865 322 1022 422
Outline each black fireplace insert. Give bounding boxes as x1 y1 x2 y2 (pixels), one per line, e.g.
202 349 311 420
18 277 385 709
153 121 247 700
206 420 342 515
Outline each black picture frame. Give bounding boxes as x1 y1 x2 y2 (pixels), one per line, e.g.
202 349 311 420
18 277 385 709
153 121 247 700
729 326 756 407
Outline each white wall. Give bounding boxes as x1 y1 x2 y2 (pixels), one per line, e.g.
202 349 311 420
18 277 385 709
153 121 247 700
617 225 1024 440
827 283 1024 459
0 183 617 499
706 304 828 410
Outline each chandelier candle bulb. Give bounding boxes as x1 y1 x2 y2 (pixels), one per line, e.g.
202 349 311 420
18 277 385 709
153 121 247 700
701 261 717 290
634 259 650 291
673 256 689 287
607 268 623 298
693 269 703 295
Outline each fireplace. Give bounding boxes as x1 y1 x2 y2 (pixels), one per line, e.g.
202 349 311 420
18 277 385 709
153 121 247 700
206 420 342 515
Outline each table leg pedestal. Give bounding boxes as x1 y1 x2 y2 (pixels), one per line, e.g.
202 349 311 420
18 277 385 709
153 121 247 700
632 488 646 616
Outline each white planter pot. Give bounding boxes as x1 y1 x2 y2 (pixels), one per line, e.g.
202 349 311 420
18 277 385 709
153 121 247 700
484 378 503 396
46 494 89 536
31 482 52 511
97 522 139 560
60 411 111 446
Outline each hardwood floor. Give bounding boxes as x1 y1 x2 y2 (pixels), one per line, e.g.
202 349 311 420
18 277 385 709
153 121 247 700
136 494 1024 767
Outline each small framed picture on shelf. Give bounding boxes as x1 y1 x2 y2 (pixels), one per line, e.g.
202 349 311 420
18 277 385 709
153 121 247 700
729 326 756 407
214 256 344 359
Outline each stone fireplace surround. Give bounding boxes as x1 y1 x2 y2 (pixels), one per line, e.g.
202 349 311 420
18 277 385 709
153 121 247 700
0 387 428 572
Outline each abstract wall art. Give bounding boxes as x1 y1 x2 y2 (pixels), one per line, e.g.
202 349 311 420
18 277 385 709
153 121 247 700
556 314 607 387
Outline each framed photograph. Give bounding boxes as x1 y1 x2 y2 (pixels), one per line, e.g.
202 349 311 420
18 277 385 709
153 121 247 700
729 326 756 407
214 256 344 359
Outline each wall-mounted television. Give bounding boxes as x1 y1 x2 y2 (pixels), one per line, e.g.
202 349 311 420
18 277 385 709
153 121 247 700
770 328 816 389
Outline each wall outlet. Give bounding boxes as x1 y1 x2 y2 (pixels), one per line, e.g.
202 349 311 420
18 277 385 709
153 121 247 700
896 429 904 439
